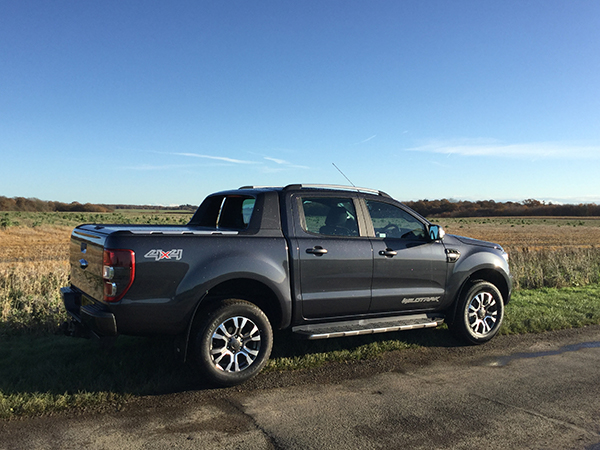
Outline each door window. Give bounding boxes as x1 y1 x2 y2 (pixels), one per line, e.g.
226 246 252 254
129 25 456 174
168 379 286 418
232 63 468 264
366 201 426 240
301 198 359 237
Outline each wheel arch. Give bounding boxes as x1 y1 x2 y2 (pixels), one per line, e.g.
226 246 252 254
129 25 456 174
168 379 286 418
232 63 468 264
180 277 285 363
199 277 284 329
464 268 511 305
446 268 511 326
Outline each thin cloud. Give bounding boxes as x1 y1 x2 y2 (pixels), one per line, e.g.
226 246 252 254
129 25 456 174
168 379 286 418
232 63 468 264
408 140 600 159
264 156 289 165
124 163 192 171
354 135 377 145
264 156 310 170
154 150 310 170
171 152 257 164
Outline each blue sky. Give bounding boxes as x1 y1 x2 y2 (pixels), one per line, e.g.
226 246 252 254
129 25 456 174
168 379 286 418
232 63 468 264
1 1 599 205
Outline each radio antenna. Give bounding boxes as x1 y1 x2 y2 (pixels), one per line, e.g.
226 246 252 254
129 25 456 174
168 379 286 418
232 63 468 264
332 163 356 187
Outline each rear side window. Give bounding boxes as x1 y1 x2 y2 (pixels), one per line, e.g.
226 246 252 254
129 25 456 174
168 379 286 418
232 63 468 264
301 197 359 237
191 195 256 229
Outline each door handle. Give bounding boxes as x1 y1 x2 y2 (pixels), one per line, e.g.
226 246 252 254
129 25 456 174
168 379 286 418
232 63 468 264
306 246 328 256
379 249 397 257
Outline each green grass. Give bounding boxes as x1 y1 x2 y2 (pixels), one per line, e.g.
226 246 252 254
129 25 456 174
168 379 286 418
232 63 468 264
502 284 600 334
266 331 419 372
0 335 194 418
1 284 599 419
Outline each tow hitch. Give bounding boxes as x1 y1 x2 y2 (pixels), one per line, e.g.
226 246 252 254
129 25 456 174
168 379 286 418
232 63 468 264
61 319 90 339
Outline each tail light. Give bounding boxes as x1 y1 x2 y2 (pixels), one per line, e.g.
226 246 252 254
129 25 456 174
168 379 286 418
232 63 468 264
103 249 135 302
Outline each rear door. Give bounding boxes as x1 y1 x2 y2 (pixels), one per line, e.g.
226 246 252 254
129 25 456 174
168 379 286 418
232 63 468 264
292 194 373 319
363 199 448 313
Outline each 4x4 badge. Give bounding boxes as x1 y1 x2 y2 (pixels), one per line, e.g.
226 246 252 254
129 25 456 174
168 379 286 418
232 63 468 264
144 249 183 261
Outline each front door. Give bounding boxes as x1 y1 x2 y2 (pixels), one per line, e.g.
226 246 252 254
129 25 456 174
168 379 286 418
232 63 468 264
365 200 448 313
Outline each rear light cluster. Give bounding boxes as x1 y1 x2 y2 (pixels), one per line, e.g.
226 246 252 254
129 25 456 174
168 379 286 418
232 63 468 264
102 249 135 302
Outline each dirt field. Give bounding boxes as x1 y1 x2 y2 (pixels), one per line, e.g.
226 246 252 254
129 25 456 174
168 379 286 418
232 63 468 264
0 226 71 263
439 217 600 251
1 217 599 332
2 217 599 262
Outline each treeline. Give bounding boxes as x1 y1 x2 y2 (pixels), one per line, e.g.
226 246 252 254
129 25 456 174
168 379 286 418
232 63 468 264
0 196 112 213
404 199 600 218
3 195 598 217
108 204 197 211
0 196 197 213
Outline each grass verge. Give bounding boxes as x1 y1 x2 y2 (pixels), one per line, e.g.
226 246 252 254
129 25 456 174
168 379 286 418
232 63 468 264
1 284 600 419
502 284 600 334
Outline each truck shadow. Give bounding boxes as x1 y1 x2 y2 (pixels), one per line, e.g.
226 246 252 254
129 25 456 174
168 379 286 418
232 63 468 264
0 334 199 399
0 327 465 401
273 325 466 357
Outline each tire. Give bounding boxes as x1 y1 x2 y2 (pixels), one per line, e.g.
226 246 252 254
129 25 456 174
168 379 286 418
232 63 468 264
191 299 273 387
449 281 504 345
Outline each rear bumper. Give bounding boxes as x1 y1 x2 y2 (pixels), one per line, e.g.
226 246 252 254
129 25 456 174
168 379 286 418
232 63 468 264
61 287 118 337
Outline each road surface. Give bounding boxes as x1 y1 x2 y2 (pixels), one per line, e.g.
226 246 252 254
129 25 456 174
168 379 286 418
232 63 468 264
2 326 600 449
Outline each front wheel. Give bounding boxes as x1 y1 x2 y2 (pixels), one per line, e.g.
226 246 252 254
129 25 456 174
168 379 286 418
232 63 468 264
449 281 504 345
191 299 273 387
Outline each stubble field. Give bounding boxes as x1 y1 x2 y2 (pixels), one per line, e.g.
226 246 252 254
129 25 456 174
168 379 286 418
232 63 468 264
1 212 600 335
0 211 192 335
440 217 600 289
440 216 600 251
1 212 600 419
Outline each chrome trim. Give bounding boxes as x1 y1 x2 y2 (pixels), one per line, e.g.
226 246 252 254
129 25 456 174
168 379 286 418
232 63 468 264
74 230 102 239
128 230 239 236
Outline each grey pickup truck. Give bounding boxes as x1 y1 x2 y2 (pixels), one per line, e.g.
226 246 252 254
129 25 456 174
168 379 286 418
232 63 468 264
61 184 511 386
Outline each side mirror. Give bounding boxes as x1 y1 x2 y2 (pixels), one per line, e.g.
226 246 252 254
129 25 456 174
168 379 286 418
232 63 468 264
429 224 445 241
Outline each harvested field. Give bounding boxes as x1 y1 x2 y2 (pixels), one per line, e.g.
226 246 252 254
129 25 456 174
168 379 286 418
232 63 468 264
0 226 71 263
1 215 599 334
4 216 598 261
0 212 191 335
438 217 600 252
438 217 600 290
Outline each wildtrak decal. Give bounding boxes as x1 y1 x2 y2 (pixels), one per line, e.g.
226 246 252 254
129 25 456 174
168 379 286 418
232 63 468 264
401 296 440 304
144 249 183 261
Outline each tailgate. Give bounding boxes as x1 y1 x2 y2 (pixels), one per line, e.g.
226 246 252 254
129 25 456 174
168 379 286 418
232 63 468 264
70 227 107 301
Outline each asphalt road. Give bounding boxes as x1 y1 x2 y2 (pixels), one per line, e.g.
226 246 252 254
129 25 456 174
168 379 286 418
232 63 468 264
2 326 600 450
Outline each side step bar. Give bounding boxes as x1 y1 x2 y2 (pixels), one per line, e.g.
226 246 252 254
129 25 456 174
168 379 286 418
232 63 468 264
292 314 445 340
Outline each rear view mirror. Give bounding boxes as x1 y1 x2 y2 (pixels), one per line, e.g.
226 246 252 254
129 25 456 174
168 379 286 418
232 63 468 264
429 225 445 241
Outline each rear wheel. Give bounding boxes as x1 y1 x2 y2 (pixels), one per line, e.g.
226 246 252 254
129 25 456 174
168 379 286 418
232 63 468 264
191 299 273 387
449 281 504 345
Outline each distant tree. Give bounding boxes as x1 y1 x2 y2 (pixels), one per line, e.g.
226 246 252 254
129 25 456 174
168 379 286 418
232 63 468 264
0 196 112 212
404 198 600 218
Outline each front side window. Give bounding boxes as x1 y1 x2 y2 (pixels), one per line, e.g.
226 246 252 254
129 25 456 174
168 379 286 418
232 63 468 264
366 200 426 240
301 197 359 237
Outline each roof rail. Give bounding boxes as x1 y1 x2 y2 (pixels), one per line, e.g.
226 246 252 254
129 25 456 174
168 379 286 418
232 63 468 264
238 185 281 190
283 184 391 198
238 184 392 198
